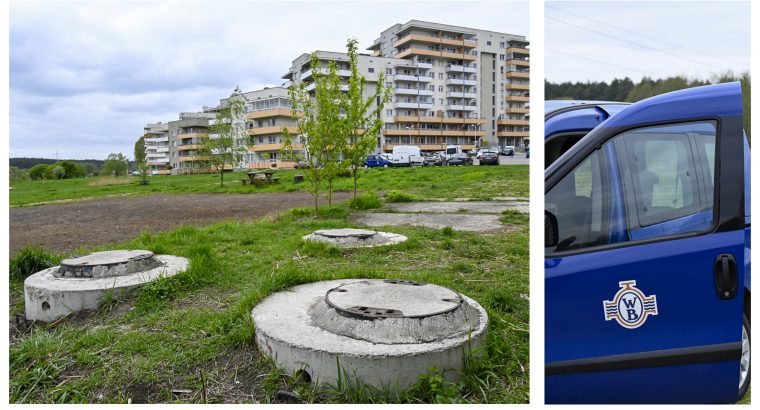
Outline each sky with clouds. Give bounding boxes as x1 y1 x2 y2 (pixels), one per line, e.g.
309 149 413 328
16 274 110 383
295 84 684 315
545 1 750 83
9 1 528 160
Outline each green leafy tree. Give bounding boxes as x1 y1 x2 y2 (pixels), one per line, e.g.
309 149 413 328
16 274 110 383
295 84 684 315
104 153 129 177
340 38 392 199
43 161 85 179
28 163 48 180
283 54 346 211
9 166 28 183
200 88 248 187
134 136 149 183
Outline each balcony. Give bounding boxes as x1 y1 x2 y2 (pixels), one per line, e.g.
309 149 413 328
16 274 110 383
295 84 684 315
177 144 202 151
393 34 477 49
395 102 434 110
497 131 530 137
446 105 478 111
395 74 433 83
446 78 478 86
506 71 530 79
446 91 477 99
396 48 477 61
506 107 530 114
507 59 530 67
247 126 299 135
145 136 168 143
306 83 349 92
178 132 206 139
506 47 530 55
147 159 170 166
156 147 169 153
446 64 478 74
245 108 294 120
506 95 530 102
395 88 434 96
301 68 352 80
416 62 433 69
249 143 304 152
506 83 530 91
497 119 530 126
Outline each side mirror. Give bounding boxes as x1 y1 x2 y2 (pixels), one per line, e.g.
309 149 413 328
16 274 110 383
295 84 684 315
545 211 558 248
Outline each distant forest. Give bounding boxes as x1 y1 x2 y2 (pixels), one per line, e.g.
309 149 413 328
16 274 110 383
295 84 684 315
545 72 751 137
10 157 105 171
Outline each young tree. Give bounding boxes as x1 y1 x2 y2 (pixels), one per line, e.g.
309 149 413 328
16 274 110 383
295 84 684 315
29 163 48 180
340 38 392 199
283 53 346 211
104 153 129 177
134 136 149 183
200 88 248 187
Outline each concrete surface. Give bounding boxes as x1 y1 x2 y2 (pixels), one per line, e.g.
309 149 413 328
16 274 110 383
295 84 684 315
386 201 528 214
24 254 189 322
251 279 488 390
325 280 462 318
356 213 503 232
302 229 407 248
58 250 161 278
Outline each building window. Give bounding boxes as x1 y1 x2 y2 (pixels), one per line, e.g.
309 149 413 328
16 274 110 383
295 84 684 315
487 41 491 46
438 86 443 92
386 68 393 75
499 54 505 60
368 67 375 73
500 41 505 48
386 109 393 116
439 73 443 80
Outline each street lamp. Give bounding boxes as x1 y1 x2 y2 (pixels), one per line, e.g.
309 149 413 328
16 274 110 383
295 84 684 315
405 125 412 146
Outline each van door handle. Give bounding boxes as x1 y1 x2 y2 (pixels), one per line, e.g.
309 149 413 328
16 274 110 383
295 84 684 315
714 254 738 300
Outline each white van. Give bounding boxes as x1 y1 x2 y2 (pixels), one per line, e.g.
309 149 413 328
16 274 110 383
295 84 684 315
445 145 462 160
390 145 424 167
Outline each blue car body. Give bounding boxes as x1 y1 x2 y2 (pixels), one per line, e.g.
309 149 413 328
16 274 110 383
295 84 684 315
544 82 750 403
363 154 391 168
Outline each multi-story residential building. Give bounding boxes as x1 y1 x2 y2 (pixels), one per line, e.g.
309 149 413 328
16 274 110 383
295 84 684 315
167 111 215 175
143 122 170 175
368 20 529 150
240 87 301 169
139 20 528 170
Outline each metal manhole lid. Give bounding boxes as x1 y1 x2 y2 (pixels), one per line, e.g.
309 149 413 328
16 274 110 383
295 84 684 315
325 280 463 319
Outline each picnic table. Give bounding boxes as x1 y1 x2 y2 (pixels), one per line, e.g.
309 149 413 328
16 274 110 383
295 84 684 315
247 170 280 186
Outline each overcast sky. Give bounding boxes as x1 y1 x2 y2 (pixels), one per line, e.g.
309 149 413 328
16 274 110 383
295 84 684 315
9 1 528 160
545 1 750 83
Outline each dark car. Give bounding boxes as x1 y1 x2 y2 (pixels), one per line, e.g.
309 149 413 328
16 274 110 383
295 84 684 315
362 154 391 168
479 150 500 165
447 153 471 166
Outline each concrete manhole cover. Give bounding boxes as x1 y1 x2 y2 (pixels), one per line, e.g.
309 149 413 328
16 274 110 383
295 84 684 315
325 280 463 318
251 279 488 391
302 228 407 248
24 249 189 322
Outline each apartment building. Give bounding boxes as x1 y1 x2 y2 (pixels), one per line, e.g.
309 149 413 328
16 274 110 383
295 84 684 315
139 20 528 170
143 122 170 175
368 20 529 150
239 87 301 169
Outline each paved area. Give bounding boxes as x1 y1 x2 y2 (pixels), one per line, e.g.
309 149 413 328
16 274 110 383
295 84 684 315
386 201 529 214
355 200 527 232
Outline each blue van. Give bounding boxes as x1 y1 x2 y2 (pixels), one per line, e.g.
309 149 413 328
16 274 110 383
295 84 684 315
544 82 750 403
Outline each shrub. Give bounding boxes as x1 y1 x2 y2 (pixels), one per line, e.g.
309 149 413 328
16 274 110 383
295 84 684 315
385 190 417 203
10 246 60 281
28 164 48 180
499 209 529 225
348 191 382 210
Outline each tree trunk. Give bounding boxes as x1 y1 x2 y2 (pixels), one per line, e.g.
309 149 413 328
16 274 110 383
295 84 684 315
328 179 333 206
352 166 358 198
220 166 224 187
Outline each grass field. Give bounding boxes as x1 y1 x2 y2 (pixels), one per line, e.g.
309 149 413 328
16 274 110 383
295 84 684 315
10 165 528 206
9 167 530 404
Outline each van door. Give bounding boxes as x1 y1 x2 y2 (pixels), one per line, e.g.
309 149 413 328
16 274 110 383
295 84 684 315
545 82 745 403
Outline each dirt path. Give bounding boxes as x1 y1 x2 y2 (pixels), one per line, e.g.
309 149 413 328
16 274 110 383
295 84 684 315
10 192 351 255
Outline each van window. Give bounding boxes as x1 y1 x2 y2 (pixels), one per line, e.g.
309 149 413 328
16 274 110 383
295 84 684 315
615 121 716 240
546 148 609 252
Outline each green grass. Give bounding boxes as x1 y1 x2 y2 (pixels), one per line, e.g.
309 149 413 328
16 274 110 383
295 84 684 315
10 166 528 206
9 204 529 403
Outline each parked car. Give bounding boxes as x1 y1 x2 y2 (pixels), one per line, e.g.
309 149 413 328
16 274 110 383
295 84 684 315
544 82 750 404
132 170 141 176
363 154 391 168
479 150 500 165
500 145 515 156
447 153 472 166
423 153 444 166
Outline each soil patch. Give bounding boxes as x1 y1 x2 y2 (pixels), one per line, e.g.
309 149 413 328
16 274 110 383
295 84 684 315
10 192 350 255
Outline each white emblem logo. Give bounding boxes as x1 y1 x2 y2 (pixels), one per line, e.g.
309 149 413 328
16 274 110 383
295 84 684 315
603 280 658 329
